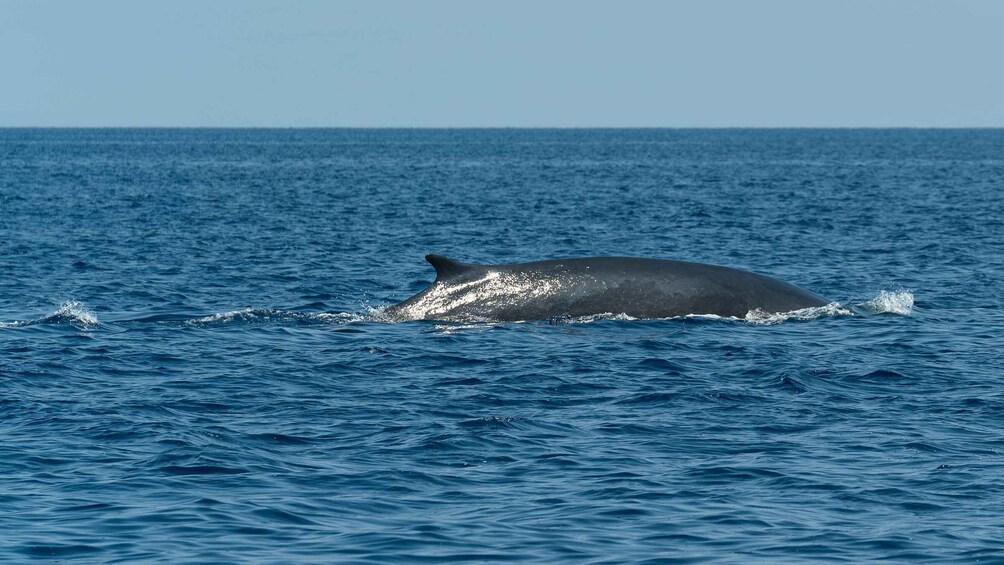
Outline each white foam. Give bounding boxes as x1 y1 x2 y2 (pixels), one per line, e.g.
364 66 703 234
50 300 99 325
562 312 639 324
862 290 914 315
187 308 365 326
433 322 497 333
364 305 396 323
315 311 366 323
0 300 98 328
742 302 853 325
192 307 257 324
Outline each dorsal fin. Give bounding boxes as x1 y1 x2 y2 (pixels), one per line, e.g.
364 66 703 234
425 254 478 281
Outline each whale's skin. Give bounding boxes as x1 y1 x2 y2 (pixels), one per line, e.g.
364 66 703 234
385 254 830 322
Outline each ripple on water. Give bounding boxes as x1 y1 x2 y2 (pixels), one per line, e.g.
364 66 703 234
2 129 1002 563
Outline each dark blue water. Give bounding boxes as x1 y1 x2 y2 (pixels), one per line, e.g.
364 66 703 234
2 129 1003 563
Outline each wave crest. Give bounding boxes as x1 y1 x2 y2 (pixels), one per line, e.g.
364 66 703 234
862 290 914 315
187 308 364 327
743 302 853 325
0 300 98 328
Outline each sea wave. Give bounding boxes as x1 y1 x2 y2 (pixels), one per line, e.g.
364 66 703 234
186 308 365 327
419 290 913 327
861 289 914 315
0 300 98 328
742 302 854 325
1 292 913 331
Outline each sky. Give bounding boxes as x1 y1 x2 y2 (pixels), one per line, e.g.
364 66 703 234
2 0 1002 127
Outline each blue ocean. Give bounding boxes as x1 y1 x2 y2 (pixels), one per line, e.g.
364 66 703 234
2 128 1002 563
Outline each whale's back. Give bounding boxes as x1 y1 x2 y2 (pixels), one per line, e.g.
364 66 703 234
387 255 829 322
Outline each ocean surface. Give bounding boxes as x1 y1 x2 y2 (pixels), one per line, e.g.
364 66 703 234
2 128 1002 563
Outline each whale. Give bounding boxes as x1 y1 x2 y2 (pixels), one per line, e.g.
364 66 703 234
385 254 829 322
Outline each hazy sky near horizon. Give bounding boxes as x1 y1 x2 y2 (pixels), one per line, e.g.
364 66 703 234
2 0 1002 127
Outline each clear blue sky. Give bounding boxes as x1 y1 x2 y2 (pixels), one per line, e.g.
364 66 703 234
2 0 1002 127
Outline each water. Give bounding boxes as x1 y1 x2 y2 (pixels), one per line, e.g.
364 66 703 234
1 129 1002 563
